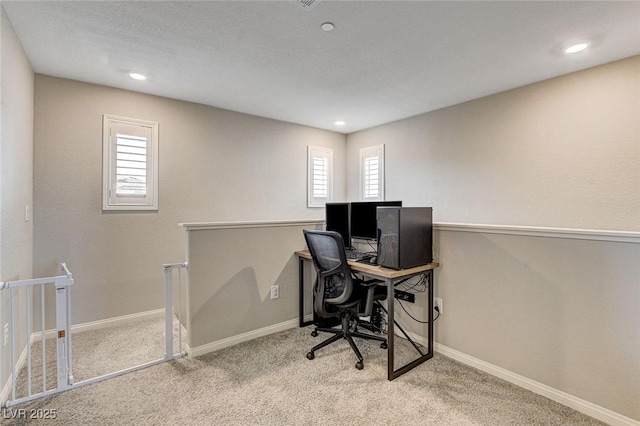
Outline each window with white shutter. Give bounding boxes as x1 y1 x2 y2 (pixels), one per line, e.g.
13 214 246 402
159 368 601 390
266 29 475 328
103 115 158 210
360 144 385 201
307 146 333 208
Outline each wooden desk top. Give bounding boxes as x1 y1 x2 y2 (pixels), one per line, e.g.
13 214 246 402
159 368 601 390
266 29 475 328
295 250 439 280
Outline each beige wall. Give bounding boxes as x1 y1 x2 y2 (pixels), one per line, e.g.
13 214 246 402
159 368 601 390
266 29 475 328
435 230 639 421
347 56 640 231
33 75 346 325
346 57 640 421
185 221 322 349
0 6 34 397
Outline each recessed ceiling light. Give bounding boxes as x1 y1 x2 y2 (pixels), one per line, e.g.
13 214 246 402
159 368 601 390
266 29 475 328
129 72 146 80
565 43 589 54
321 22 335 32
334 121 346 126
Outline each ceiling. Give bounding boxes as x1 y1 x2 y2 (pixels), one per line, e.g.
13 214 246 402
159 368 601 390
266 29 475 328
3 1 640 134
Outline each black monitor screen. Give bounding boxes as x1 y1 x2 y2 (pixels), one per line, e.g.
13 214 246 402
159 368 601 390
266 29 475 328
350 201 402 240
325 203 351 248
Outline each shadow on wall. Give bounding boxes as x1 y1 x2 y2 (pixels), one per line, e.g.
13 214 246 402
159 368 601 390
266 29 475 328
191 255 299 345
192 267 260 343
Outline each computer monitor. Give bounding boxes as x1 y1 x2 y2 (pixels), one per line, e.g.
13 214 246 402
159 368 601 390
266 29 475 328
325 202 351 248
350 201 402 240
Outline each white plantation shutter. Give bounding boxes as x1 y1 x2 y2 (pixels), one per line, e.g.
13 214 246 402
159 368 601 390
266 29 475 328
103 115 158 210
364 155 380 198
308 146 333 207
360 144 384 201
116 134 148 196
312 156 328 199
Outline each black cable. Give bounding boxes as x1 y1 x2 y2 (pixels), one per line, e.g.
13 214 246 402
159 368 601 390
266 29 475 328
393 276 413 287
396 298 440 323
396 274 427 293
379 315 389 335
399 276 426 293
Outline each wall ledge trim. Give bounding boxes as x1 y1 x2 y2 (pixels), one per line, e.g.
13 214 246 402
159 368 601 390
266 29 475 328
435 222 640 243
178 219 640 244
179 219 640 242
180 219 324 231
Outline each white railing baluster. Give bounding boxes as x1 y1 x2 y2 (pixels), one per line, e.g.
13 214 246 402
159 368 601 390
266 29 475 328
162 262 188 360
41 283 47 392
55 285 68 391
178 266 183 355
11 287 16 402
27 285 32 396
164 266 173 360
66 282 73 384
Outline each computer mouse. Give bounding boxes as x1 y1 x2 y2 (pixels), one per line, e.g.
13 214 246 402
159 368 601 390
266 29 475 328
369 256 377 264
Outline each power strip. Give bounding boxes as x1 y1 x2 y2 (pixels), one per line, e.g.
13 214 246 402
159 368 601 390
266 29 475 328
394 289 415 303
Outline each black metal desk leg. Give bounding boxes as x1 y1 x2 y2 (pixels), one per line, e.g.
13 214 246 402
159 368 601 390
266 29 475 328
299 257 314 327
428 270 433 355
388 269 435 380
387 278 394 380
299 258 305 327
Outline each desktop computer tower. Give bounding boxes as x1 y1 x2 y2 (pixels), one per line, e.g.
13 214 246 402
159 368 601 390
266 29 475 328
376 207 432 270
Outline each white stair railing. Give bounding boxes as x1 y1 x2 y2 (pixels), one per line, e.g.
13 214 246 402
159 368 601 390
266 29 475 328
162 262 188 360
0 263 74 407
1 261 187 408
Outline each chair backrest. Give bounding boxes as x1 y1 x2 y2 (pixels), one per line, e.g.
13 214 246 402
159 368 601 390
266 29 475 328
303 230 354 316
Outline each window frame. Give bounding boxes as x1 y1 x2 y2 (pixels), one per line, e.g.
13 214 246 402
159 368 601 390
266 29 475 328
359 144 385 201
102 114 159 211
307 145 333 208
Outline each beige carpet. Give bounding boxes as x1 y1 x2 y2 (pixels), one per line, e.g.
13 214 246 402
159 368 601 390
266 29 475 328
10 312 179 401
5 321 604 425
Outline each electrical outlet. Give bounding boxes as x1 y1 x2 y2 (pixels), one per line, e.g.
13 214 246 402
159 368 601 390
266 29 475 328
270 285 279 300
434 297 443 314
4 323 9 346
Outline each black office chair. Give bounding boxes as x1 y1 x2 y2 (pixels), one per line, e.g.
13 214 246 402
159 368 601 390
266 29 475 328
303 229 387 370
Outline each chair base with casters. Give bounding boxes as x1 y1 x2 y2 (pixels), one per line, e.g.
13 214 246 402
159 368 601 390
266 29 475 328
307 301 387 370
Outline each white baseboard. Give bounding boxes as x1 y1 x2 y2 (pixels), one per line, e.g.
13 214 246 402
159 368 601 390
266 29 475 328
31 308 165 342
1 340 31 407
433 341 639 426
390 328 638 426
187 318 299 357
2 308 165 407
71 308 165 334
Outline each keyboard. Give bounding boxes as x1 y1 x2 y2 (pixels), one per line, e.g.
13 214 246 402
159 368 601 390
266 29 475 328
345 250 374 261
